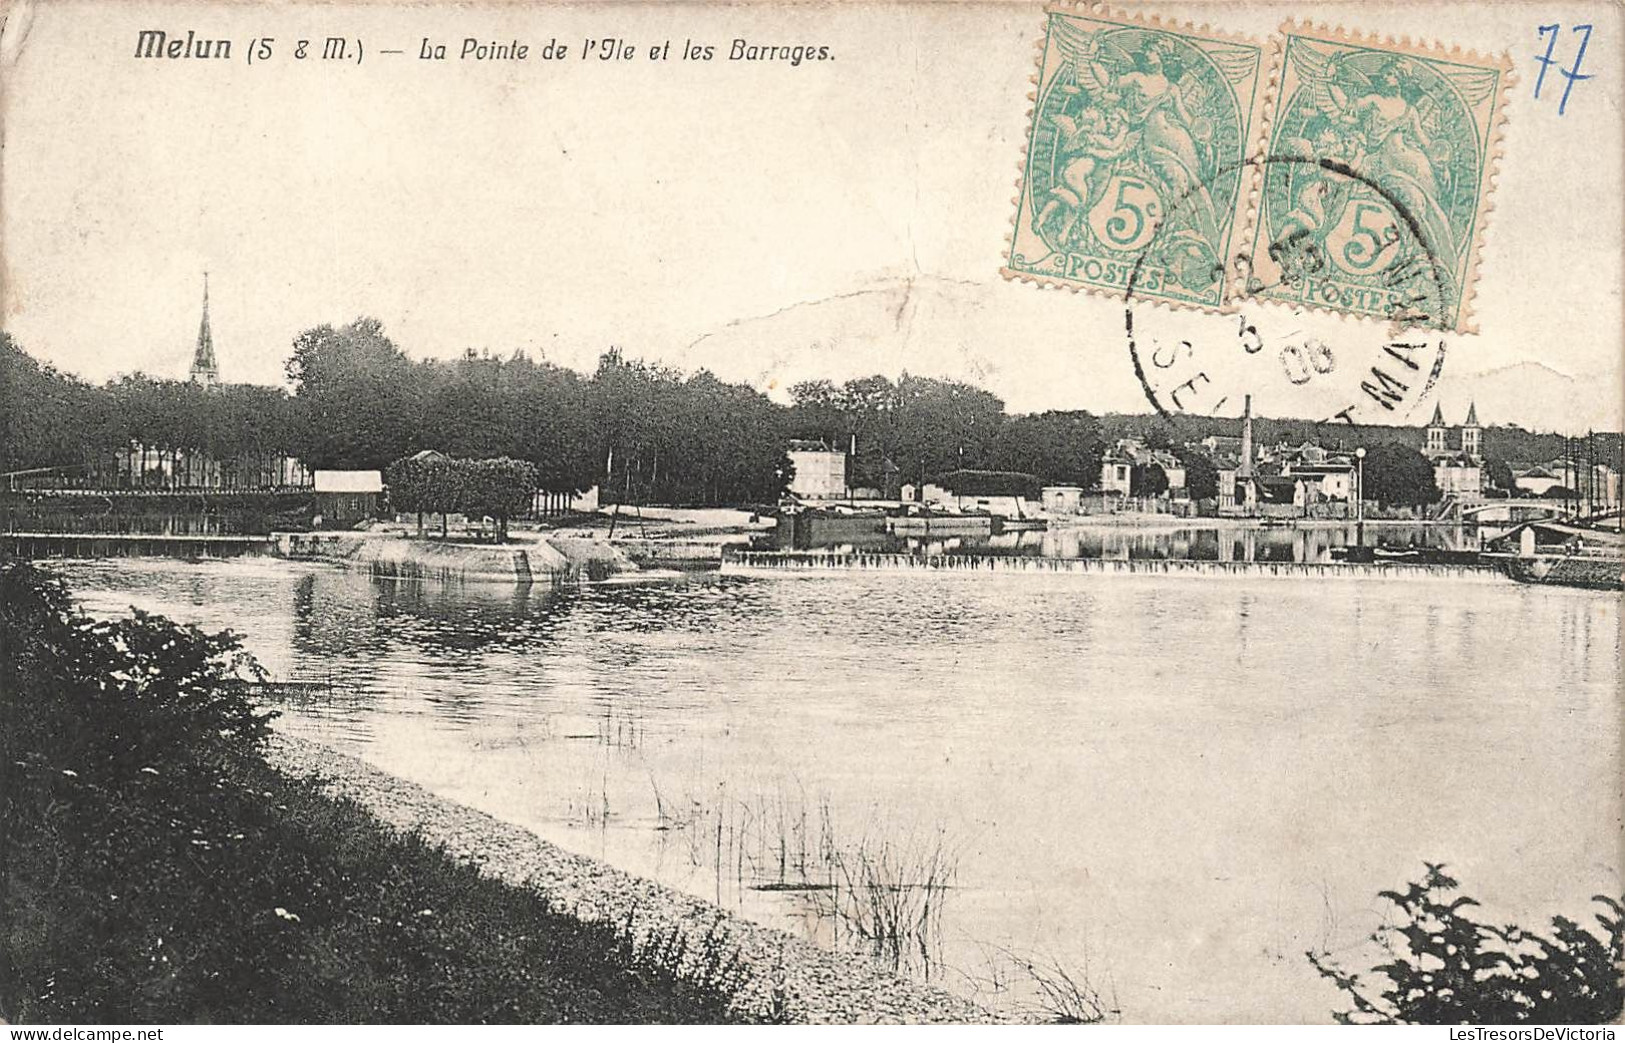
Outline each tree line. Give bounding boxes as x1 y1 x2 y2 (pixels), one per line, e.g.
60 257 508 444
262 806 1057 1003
5 322 1607 509
3 322 1114 504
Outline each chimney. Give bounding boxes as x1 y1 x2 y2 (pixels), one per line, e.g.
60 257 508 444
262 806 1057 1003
1238 394 1254 478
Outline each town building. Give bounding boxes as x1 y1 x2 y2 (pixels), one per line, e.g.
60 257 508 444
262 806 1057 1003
1099 443 1135 497
1423 403 1485 501
785 439 847 500
1511 463 1563 497
312 469 383 527
1099 439 1186 500
1217 398 1355 518
1521 459 1621 508
1041 485 1084 514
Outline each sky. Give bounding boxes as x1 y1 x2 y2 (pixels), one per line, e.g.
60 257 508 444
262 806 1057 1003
3 1 1621 432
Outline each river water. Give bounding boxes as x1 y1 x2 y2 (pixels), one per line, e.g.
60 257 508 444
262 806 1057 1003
50 536 1620 1023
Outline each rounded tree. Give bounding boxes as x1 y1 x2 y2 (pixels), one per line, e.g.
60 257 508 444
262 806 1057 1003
1363 443 1442 508
1130 462 1169 499
1178 451 1220 502
456 457 538 542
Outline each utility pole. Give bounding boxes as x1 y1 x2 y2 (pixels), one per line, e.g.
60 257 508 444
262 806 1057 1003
1563 436 1573 519
1355 446 1366 548
1587 429 1597 519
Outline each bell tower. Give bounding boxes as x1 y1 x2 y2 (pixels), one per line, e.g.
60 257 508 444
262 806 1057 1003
1425 402 1447 453
1461 402 1482 458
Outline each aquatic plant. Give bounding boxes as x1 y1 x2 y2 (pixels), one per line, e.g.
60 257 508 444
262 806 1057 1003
642 776 959 980
1308 863 1624 1024
809 826 959 980
952 938 1118 1023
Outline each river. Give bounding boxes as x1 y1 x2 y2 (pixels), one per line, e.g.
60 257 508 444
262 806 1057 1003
49 537 1620 1023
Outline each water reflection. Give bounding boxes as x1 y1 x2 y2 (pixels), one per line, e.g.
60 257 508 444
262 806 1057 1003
779 518 1480 564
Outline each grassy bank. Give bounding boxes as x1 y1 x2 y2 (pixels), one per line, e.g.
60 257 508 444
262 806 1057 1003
0 557 777 1024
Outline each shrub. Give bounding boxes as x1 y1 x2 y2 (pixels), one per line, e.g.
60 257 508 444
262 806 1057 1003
1309 863 1624 1024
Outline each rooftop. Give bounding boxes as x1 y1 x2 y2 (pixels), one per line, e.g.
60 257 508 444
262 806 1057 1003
314 470 384 494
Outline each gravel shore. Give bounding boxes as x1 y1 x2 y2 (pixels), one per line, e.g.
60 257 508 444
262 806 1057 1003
266 732 1000 1024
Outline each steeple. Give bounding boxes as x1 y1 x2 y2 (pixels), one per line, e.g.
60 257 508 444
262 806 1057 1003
1425 402 1447 453
189 272 219 387
1461 401 1482 457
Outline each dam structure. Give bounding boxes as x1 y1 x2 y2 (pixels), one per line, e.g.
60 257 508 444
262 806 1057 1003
274 532 636 585
721 549 1516 584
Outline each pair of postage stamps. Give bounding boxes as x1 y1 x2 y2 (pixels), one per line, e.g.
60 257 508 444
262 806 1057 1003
1004 8 1512 334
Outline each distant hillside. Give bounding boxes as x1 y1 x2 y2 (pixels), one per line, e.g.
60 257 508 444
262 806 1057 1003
1434 363 1623 435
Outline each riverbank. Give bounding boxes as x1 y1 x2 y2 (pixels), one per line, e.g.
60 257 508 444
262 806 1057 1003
267 732 996 1024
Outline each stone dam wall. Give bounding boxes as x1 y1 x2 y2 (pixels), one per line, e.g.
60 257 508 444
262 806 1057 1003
274 533 637 585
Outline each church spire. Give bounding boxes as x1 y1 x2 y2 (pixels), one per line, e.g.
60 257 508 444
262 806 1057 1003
1461 401 1482 457
190 272 219 387
1425 401 1447 453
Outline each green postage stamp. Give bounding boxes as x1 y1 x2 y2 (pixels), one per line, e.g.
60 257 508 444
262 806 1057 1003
1245 24 1511 333
1004 10 1510 333
1004 8 1269 310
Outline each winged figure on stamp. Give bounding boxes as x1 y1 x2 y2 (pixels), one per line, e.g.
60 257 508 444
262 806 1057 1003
1034 23 1231 281
1281 46 1495 277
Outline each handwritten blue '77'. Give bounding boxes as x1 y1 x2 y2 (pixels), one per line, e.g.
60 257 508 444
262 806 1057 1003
1533 24 1593 115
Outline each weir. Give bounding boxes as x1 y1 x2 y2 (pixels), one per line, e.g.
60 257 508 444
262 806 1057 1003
721 549 1516 583
274 532 637 585
1 532 273 559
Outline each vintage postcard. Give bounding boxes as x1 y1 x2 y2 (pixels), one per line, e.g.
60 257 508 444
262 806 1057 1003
1 0 1621 1032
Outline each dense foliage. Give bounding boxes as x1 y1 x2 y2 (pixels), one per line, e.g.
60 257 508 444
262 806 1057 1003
1310 864 1623 1024
6 326 793 505
1129 462 1169 498
786 378 1105 490
0 558 778 1023
385 453 539 539
2 335 299 484
1178 450 1221 501
10 325 1617 506
1361 443 1443 507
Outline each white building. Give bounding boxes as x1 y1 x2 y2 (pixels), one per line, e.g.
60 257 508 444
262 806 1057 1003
1041 485 1084 514
786 439 847 500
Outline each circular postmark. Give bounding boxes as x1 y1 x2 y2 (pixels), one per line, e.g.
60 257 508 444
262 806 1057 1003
1123 153 1451 429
